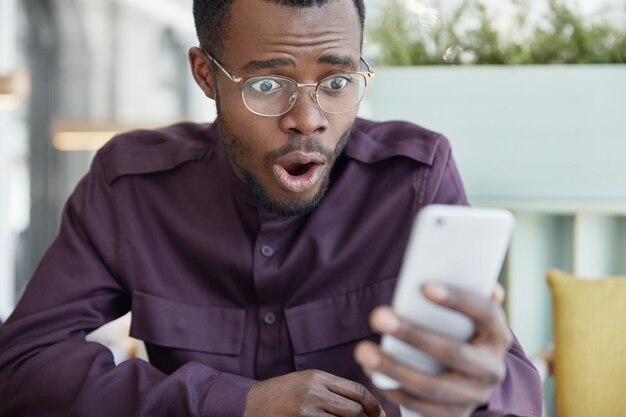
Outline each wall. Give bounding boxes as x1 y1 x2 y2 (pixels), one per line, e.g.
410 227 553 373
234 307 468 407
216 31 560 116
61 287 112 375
0 0 21 320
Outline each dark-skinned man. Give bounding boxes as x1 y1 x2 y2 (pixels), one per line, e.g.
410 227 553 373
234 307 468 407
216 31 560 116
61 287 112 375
0 0 542 416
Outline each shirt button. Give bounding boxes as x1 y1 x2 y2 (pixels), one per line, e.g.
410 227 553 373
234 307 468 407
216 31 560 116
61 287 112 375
260 245 274 257
264 312 277 325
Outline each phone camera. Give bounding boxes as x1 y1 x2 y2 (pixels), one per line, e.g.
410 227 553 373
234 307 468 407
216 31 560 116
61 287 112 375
435 218 445 226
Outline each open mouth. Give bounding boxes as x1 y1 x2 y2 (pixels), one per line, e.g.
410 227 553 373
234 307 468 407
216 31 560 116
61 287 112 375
283 162 318 177
272 153 326 193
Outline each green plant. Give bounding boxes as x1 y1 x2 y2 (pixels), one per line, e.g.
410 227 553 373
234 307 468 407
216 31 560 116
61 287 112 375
367 0 626 65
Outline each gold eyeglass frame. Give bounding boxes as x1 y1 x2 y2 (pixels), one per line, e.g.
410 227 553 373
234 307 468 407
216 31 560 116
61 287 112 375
200 47 375 117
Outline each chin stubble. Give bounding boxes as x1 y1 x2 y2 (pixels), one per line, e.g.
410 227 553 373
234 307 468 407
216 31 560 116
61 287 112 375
217 112 353 217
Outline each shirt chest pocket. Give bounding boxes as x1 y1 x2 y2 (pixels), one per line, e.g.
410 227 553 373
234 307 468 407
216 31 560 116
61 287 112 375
130 291 246 375
284 278 396 376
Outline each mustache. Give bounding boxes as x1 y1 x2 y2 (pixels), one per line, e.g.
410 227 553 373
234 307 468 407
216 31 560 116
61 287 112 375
266 136 334 162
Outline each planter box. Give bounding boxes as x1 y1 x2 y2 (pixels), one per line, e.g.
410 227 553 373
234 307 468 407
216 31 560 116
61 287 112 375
359 65 626 211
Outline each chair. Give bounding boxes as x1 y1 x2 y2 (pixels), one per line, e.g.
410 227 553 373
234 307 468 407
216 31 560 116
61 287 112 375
538 269 626 417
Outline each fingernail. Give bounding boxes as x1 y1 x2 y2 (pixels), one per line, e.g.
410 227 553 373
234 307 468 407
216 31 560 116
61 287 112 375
356 344 381 369
424 283 448 301
492 283 505 304
374 308 400 332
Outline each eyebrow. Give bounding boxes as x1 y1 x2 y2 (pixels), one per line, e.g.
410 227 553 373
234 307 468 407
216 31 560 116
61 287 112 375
240 54 357 74
241 58 294 73
318 54 357 69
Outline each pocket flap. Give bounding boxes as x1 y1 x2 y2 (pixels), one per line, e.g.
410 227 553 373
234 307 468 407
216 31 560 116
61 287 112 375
130 291 246 355
285 279 396 354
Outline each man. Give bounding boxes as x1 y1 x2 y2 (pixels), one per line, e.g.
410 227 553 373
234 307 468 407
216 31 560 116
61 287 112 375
0 0 542 416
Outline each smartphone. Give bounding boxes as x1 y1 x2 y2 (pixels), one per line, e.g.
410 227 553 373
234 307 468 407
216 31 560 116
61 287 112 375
372 204 514 390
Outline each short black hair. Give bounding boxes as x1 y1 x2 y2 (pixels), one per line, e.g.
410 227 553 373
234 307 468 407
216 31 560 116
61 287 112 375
193 0 366 58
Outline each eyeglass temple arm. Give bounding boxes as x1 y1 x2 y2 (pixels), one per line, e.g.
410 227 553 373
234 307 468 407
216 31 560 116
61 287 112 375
200 47 243 82
360 57 375 77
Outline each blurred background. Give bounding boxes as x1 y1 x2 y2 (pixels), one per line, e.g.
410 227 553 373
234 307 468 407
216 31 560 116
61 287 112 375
0 0 624 415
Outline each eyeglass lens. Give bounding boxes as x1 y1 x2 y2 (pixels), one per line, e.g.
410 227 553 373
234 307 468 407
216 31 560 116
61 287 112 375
241 73 367 117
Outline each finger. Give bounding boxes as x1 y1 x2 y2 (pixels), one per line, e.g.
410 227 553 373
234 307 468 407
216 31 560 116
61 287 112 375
422 284 512 348
355 342 492 406
491 282 505 304
325 374 384 417
364 310 507 384
355 341 382 376
321 390 386 417
384 389 472 417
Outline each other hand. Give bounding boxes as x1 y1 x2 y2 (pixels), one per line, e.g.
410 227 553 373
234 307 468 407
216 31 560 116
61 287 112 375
243 369 386 417
354 284 512 417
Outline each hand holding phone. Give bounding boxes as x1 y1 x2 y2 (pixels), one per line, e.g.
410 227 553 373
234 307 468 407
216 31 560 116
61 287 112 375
371 205 514 390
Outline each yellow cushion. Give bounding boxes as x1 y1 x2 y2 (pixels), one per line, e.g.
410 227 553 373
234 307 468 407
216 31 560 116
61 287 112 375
546 269 626 417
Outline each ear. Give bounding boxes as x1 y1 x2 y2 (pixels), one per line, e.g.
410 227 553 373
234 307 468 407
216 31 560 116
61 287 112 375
189 47 216 100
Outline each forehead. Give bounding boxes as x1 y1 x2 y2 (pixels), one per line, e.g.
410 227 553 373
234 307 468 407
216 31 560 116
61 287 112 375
223 0 361 68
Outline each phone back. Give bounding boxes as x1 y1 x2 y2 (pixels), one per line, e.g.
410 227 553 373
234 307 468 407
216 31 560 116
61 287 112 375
393 204 514 339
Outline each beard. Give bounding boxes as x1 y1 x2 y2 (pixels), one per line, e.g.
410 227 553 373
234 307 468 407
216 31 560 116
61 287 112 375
217 111 353 218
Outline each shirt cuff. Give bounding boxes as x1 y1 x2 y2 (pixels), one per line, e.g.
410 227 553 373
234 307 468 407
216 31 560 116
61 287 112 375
202 372 256 417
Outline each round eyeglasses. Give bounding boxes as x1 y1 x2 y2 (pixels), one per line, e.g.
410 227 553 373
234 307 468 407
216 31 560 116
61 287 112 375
201 48 375 117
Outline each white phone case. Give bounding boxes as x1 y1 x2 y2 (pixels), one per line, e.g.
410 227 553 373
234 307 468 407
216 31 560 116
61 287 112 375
372 205 514 390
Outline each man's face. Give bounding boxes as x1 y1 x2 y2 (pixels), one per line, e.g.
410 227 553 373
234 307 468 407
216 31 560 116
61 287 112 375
196 0 362 217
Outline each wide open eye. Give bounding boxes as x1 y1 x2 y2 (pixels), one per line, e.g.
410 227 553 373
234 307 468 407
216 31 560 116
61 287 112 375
247 77 284 94
320 75 351 92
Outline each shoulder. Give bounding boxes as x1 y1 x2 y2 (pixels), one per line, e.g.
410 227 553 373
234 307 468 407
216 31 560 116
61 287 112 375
344 118 451 166
95 122 216 184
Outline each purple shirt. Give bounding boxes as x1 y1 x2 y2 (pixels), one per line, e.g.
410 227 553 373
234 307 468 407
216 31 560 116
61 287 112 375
0 118 542 417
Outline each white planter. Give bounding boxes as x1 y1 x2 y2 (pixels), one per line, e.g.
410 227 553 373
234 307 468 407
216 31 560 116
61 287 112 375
359 65 626 211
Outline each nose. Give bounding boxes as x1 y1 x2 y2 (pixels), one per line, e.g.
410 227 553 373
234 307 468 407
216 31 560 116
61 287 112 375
279 87 329 136
287 90 319 107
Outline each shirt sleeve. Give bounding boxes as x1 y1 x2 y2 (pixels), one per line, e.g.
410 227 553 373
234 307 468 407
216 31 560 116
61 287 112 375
0 153 255 417
471 334 544 417
420 134 469 207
